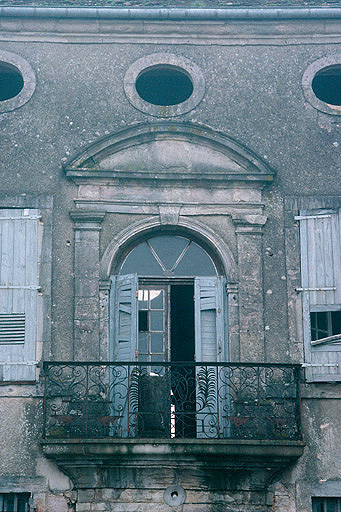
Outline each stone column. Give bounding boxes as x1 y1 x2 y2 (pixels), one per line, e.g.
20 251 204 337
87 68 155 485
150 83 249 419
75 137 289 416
70 210 105 361
232 214 267 362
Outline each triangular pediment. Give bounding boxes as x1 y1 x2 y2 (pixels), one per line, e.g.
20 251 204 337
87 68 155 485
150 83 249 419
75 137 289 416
65 122 274 184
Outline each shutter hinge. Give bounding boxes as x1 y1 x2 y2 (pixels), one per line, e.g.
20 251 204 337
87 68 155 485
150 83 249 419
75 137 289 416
302 363 339 368
294 214 333 221
0 360 39 366
296 287 336 292
0 285 40 291
0 215 41 221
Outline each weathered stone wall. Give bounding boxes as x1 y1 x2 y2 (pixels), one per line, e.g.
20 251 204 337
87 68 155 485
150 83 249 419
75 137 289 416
0 11 340 512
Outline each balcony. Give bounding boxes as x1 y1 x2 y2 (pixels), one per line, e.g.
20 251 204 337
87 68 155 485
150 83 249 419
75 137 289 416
42 361 302 441
41 362 304 490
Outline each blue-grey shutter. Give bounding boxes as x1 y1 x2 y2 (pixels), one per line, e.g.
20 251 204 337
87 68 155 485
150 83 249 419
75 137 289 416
299 209 341 382
194 277 225 362
0 209 40 381
194 277 227 437
112 274 138 362
110 274 138 437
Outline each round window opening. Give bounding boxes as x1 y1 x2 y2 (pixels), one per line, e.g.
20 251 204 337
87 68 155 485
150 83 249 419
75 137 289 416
311 65 341 106
0 62 24 101
135 66 193 106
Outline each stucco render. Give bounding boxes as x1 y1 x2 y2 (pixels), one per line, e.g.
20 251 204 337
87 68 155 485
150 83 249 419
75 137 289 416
0 5 340 512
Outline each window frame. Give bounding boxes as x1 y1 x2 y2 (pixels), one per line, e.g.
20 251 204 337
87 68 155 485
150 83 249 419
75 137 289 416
312 497 341 512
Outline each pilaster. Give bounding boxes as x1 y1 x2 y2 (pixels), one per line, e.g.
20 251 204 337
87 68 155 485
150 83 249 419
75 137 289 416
232 215 267 362
70 210 106 360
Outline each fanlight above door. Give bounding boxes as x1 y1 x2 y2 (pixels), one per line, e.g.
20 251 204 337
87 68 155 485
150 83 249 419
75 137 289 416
119 235 217 277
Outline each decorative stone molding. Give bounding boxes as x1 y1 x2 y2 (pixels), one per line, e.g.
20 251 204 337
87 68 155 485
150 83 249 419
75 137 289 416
158 205 180 225
64 121 275 187
123 53 205 117
302 55 341 116
0 49 36 113
232 214 268 234
99 215 237 281
69 210 105 230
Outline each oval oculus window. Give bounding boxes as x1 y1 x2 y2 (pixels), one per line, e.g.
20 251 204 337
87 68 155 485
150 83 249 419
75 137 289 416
311 65 341 106
135 66 193 106
0 62 24 101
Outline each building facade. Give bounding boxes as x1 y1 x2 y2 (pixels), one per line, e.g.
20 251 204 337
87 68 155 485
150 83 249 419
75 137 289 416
0 2 340 511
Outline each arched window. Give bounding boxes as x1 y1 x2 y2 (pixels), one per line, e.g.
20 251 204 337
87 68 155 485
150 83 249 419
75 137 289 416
119 235 217 277
111 234 226 364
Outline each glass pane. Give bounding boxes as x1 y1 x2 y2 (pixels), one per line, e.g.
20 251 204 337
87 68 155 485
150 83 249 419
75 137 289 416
175 241 216 276
310 312 317 330
138 310 148 332
138 289 148 309
150 311 163 331
148 236 189 271
312 498 325 512
331 311 341 335
120 241 163 276
18 495 30 512
151 333 164 353
138 332 148 353
4 495 15 512
150 290 163 309
327 499 337 512
317 312 328 331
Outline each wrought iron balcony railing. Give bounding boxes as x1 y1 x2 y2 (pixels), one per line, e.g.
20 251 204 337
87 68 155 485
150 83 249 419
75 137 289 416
43 362 302 441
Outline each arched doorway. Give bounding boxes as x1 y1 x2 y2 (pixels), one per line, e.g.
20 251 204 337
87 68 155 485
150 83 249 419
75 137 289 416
111 233 226 365
110 233 227 438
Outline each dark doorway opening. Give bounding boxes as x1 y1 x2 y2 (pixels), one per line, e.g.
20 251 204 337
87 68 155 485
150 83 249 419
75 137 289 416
170 284 195 363
170 284 196 438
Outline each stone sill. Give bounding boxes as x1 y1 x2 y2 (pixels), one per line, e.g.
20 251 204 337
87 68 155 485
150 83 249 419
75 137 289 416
41 437 304 459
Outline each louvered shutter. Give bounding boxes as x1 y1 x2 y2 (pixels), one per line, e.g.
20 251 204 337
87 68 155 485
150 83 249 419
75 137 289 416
0 209 39 381
110 274 138 437
299 209 341 382
194 277 227 437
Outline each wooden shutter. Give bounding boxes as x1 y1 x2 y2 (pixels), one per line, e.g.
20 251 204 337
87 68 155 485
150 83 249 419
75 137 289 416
194 277 225 362
112 274 138 362
0 209 40 381
299 209 341 382
110 274 138 437
194 277 226 437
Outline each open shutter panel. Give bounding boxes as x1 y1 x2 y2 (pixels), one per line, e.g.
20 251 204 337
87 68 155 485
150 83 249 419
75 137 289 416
0 209 39 381
110 274 138 437
194 277 226 438
113 274 138 362
194 277 225 362
299 209 341 382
